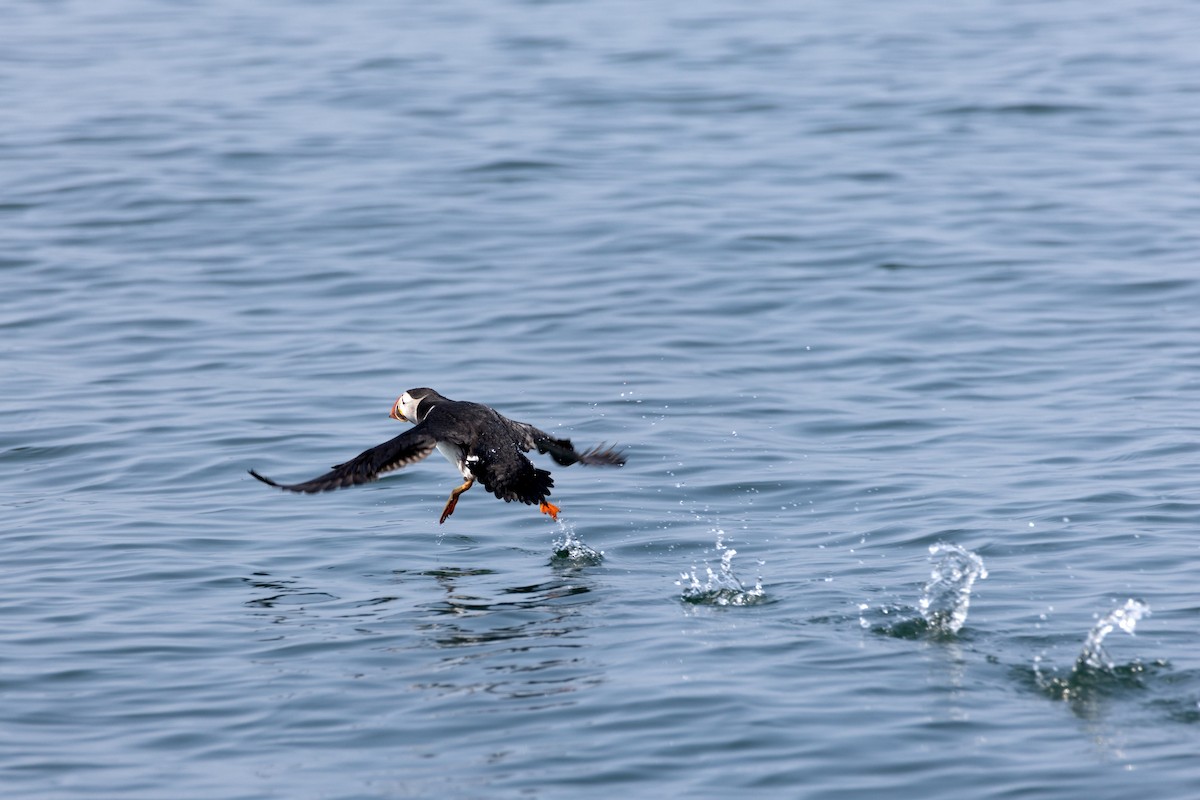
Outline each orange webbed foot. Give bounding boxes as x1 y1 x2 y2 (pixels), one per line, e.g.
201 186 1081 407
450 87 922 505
439 478 474 524
539 501 560 520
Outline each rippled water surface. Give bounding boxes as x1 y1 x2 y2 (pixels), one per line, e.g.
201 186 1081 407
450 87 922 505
5 1 1200 797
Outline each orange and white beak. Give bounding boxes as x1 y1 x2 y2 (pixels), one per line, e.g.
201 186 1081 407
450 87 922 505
389 398 406 421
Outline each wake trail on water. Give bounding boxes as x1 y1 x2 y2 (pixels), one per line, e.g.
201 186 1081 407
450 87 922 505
852 548 1178 715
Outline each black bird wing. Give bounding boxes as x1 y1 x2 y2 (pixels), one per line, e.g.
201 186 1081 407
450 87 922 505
459 413 626 505
249 426 439 493
509 419 627 468
458 418 554 506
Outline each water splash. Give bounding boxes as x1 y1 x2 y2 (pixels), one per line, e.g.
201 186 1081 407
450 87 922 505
1031 598 1154 702
678 530 765 607
1076 598 1150 671
550 519 604 567
918 543 988 634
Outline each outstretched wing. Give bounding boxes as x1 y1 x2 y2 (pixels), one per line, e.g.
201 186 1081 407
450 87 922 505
249 427 438 493
509 420 626 468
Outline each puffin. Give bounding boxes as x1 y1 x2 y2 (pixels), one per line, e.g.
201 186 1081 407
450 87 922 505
249 388 626 523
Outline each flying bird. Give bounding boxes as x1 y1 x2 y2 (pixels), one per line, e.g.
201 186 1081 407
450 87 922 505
249 388 626 523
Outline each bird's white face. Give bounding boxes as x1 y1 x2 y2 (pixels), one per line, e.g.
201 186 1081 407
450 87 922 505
389 391 422 423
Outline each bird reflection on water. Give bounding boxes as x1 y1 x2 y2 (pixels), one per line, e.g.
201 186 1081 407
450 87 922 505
242 562 607 705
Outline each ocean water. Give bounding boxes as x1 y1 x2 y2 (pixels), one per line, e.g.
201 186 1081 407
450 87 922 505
4 1 1200 797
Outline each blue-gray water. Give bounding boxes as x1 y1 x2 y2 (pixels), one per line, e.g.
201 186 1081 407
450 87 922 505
4 1 1200 797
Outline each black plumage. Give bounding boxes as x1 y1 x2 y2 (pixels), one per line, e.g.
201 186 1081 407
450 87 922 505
249 388 625 523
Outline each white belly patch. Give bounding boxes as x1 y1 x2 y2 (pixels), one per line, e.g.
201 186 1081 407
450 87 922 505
436 442 472 479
